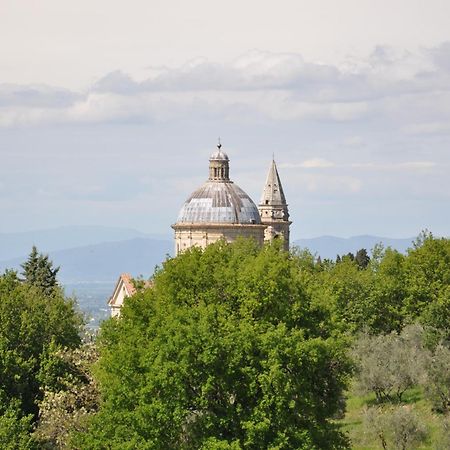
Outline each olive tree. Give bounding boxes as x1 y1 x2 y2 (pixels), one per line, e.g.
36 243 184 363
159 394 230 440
423 343 450 413
352 325 427 402
363 405 427 450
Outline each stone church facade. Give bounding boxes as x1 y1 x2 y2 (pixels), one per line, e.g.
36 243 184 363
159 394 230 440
172 144 291 254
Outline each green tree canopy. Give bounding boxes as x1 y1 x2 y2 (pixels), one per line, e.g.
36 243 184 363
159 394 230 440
0 270 82 419
21 246 60 296
0 403 36 450
403 233 450 334
355 248 370 270
305 234 450 335
76 240 351 449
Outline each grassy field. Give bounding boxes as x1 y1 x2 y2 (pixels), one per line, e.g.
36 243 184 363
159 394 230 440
337 387 447 449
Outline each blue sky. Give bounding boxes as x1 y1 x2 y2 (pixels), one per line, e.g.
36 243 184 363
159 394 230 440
1 0 450 239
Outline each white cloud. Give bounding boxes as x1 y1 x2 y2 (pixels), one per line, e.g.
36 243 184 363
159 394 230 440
281 159 437 172
0 44 449 129
0 84 80 107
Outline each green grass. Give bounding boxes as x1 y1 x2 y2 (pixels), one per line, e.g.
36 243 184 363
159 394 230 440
336 386 446 449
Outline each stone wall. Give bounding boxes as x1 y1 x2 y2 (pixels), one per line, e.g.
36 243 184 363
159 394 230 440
173 223 265 255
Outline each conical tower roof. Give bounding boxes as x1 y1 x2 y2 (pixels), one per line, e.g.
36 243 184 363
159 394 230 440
259 159 287 206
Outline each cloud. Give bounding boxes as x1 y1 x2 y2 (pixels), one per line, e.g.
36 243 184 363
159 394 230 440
91 46 450 102
429 42 450 72
93 52 342 93
0 84 80 107
281 160 437 172
1 44 450 127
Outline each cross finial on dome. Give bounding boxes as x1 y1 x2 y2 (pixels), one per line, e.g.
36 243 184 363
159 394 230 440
217 137 222 150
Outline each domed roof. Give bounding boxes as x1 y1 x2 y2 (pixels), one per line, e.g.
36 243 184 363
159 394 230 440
209 148 229 161
175 144 261 225
176 180 261 224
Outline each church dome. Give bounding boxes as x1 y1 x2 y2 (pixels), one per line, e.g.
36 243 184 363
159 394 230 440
176 181 261 224
175 145 261 225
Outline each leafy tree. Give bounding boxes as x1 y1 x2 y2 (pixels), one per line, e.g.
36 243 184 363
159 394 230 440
355 248 370 270
21 246 60 296
0 404 37 450
322 257 373 333
370 242 386 271
307 248 402 334
435 416 450 450
412 229 434 249
423 343 450 413
362 406 389 450
368 248 406 333
420 286 450 338
403 234 450 329
34 342 99 448
317 235 450 334
299 233 450 334
363 405 427 450
343 252 355 262
352 325 426 402
0 270 82 418
76 239 351 449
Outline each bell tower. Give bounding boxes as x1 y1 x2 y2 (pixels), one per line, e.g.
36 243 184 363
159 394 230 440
259 158 291 250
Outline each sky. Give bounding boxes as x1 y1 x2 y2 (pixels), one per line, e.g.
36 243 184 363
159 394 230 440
1 0 450 239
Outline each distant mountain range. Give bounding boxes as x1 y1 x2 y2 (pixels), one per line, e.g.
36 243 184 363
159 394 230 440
0 237 173 284
0 225 170 261
0 226 418 283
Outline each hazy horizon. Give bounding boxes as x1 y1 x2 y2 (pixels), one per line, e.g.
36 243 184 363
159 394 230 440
0 223 426 242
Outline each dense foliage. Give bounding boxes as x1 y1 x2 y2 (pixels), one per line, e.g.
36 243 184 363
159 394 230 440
76 240 351 449
0 248 83 448
34 343 99 448
303 232 450 336
351 325 425 403
0 270 82 418
1 234 450 448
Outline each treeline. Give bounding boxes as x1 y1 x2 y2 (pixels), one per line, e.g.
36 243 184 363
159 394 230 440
307 231 449 335
0 233 449 448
